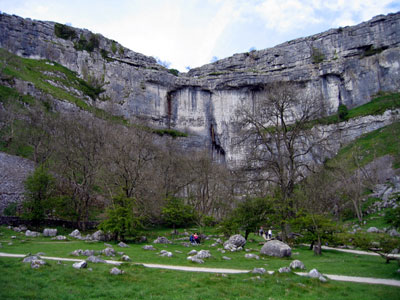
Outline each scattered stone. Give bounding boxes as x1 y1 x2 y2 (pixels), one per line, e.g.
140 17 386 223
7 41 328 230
23 255 41 263
69 229 81 238
102 247 116 257
110 267 124 275
223 234 246 252
70 249 83 256
388 229 400 237
72 261 87 269
260 240 291 258
88 268 93 271
367 227 381 233
121 255 131 261
11 236 16 239
187 256 204 264
118 242 129 248
91 230 108 241
160 250 173 257
181 242 191 247
36 252 46 256
279 267 291 273
117 252 124 256
245 253 260 260
25 230 40 237
290 260 305 270
138 236 147 243
308 268 327 282
142 245 156 251
188 250 198 255
104 243 113 248
8 242 13 246
86 256 106 263
216 273 228 277
267 271 275 275
153 236 172 244
222 256 231 260
252 268 266 274
52 235 67 240
175 250 183 254
31 259 46 269
43 228 57 237
82 250 95 256
195 250 211 259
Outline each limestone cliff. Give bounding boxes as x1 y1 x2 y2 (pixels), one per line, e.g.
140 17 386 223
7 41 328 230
1 12 400 165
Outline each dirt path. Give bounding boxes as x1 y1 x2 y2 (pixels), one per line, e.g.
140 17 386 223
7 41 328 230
321 246 400 258
1 252 399 287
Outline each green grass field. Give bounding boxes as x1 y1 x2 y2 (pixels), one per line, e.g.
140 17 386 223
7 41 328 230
0 226 399 299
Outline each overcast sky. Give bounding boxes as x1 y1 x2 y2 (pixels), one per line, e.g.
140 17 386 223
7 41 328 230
1 0 400 71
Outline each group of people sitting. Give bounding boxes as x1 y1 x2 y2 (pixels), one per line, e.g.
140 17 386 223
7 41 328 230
189 232 200 244
259 227 272 240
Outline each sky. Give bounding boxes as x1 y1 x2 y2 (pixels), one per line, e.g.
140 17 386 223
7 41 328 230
1 0 400 71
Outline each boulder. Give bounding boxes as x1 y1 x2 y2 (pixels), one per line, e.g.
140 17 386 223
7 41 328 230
51 235 67 240
153 236 172 244
245 253 260 260
187 256 204 264
289 260 305 270
70 249 84 256
195 250 211 259
43 228 57 237
121 255 131 261
86 256 106 263
187 250 198 256
118 242 129 248
252 268 266 274
142 245 156 251
102 247 115 257
91 230 108 241
260 240 291 258
278 267 291 273
23 255 41 263
223 234 246 250
159 250 173 257
367 227 381 233
82 250 95 256
388 229 400 237
110 267 124 275
72 261 87 269
308 268 327 282
31 259 46 269
69 229 81 238
25 230 40 237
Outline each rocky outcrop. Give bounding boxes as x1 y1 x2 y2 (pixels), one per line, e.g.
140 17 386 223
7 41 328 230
0 12 400 168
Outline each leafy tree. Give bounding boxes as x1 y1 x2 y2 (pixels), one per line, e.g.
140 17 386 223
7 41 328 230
22 166 55 223
236 82 327 241
292 213 339 255
161 196 196 230
99 194 142 241
351 232 400 264
222 197 274 240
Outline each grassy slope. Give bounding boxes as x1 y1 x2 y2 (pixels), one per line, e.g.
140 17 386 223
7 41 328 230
0 227 399 280
1 225 400 300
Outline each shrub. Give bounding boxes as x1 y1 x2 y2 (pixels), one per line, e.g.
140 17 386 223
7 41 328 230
22 166 55 222
338 104 349 121
54 23 76 40
74 33 100 53
3 202 18 216
168 68 179 76
111 41 117 54
311 47 324 64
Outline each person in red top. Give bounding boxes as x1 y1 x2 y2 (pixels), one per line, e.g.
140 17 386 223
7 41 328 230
193 233 200 244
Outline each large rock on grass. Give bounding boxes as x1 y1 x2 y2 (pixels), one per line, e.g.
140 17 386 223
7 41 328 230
153 236 171 244
43 228 57 237
260 240 291 258
223 234 246 252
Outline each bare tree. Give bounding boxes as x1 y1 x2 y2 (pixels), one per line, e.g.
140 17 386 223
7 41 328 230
235 81 327 240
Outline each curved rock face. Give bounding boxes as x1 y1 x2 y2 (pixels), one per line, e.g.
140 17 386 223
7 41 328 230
1 12 400 166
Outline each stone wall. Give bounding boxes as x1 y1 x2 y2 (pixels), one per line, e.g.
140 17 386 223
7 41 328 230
0 152 35 214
